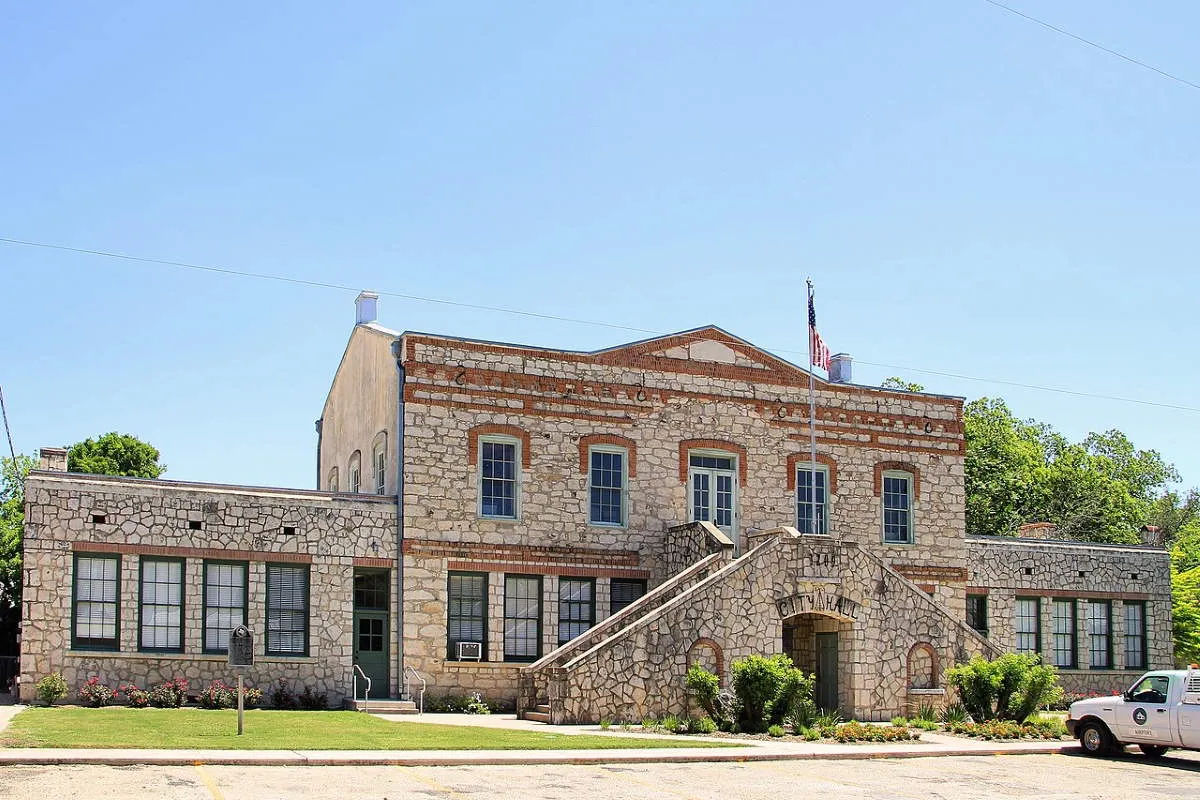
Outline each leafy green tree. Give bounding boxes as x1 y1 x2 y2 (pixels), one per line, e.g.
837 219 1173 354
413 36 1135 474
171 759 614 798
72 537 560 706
880 377 926 392
0 454 36 647
944 653 1062 722
963 398 1045 538
67 432 166 479
1172 567 1200 667
1083 430 1179 504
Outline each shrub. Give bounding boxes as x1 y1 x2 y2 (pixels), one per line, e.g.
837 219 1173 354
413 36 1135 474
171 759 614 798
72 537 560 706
120 683 150 708
660 714 680 734
832 721 920 743
77 676 115 707
35 672 68 706
891 716 909 727
912 719 939 731
298 686 328 711
199 680 236 709
640 717 659 730
946 718 1067 740
270 678 298 709
426 692 494 714
767 724 786 738
688 716 718 734
800 726 821 741
730 654 815 733
939 702 969 724
243 687 264 708
148 678 189 708
945 653 1062 722
599 718 611 730
915 703 938 723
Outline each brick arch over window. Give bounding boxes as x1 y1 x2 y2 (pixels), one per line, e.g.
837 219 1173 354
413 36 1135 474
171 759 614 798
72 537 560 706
467 424 532 469
577 434 638 476
873 460 921 499
678 439 748 484
786 453 839 493
906 642 939 690
687 637 725 680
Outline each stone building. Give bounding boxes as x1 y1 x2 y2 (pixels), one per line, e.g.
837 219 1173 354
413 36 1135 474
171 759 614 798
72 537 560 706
19 293 1172 719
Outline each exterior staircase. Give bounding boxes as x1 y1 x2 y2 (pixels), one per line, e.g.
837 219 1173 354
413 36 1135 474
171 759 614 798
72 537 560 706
523 703 552 723
343 698 419 714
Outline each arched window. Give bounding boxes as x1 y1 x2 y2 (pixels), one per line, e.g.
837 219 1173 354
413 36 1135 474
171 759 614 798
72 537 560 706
349 451 362 493
372 431 388 495
327 467 339 493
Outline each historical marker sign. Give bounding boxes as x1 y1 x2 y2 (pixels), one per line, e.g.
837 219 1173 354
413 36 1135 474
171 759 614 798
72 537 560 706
229 625 254 668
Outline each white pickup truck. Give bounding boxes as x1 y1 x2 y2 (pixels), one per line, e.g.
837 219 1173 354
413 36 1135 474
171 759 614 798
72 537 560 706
1067 667 1200 757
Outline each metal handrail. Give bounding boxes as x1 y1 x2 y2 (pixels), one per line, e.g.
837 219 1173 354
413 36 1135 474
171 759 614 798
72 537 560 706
352 663 372 705
403 665 426 714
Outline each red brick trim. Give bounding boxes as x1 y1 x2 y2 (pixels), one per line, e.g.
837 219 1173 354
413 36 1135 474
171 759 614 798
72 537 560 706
1040 590 1152 602
404 538 641 567
467 424 532 469
966 587 990 595
578 434 638 477
446 560 650 579
873 461 922 499
894 565 969 582
786 453 839 493
353 557 393 568
72 541 312 563
678 439 748 484
687 637 726 679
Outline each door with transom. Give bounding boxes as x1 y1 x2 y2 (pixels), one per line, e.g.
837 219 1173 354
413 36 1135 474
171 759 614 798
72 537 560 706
689 452 738 548
352 569 389 699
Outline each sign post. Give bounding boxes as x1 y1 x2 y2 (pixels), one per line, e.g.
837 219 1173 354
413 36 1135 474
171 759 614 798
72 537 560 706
228 625 254 736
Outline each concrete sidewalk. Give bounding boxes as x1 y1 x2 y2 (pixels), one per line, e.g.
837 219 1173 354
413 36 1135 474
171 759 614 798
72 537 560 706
0 704 1076 766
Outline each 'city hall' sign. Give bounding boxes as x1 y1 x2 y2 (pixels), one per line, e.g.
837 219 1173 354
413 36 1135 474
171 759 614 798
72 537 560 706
775 591 860 620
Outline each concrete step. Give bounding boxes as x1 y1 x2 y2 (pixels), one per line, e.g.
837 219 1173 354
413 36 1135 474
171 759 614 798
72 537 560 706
523 703 552 723
344 698 419 714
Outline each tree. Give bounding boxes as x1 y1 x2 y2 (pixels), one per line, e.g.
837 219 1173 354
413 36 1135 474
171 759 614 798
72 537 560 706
1172 567 1200 667
0 454 36 653
881 377 925 392
67 432 166 479
963 398 1045 538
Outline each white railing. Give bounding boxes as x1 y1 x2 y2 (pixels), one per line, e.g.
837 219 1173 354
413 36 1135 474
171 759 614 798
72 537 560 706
352 663 372 704
404 665 426 714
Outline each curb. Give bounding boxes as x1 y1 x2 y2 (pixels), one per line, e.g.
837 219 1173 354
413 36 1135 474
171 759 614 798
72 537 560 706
0 743 1076 767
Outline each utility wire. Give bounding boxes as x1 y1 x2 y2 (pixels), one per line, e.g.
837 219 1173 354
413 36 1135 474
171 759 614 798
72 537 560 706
0 385 16 461
2 235 1196 414
982 0 1200 92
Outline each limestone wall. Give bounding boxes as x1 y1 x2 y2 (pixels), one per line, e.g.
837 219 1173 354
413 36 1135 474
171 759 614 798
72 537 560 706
967 536 1173 693
20 472 397 706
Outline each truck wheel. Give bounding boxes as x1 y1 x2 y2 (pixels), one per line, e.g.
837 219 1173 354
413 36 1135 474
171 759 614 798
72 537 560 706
1079 721 1113 756
1139 745 1168 758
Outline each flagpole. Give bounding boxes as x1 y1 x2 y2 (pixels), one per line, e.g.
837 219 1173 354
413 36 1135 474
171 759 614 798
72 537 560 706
806 279 817 535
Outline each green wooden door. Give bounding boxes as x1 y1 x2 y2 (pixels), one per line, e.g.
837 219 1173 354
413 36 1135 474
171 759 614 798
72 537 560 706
352 610 388 698
815 632 838 711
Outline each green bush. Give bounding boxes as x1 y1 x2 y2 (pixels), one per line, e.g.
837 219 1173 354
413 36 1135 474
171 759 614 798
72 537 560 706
946 718 1067 740
833 721 920 743
599 718 611 730
939 702 969 724
77 677 115 707
36 672 68 706
269 678 297 709
730 654 815 733
890 716 909 727
945 653 1062 722
915 703 938 722
119 683 150 708
800 726 821 741
767 724 786 738
687 716 718 734
298 686 328 711
660 714 680 733
147 678 189 708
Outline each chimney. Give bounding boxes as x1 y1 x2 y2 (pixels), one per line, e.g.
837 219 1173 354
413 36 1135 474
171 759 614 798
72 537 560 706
355 291 379 325
38 447 67 472
1017 522 1059 540
828 353 853 384
1139 525 1165 548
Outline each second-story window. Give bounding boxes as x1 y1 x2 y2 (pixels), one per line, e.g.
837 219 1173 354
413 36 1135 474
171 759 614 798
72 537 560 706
795 463 828 535
374 445 386 495
689 452 736 533
349 451 361 494
588 447 626 526
881 471 913 544
328 467 339 493
479 437 519 519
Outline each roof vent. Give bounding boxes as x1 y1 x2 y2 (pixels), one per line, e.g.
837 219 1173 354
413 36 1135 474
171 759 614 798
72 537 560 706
828 353 852 384
355 291 379 325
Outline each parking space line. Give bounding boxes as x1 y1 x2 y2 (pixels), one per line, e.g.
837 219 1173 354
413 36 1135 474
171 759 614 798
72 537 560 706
591 765 706 800
193 764 226 800
398 766 472 799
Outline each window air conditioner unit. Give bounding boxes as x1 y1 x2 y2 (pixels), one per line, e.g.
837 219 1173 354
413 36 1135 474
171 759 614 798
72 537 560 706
457 641 483 661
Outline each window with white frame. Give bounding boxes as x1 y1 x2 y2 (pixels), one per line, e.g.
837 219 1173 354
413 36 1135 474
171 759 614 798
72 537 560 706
1051 599 1076 668
1088 600 1111 669
349 451 361 494
374 442 386 495
588 447 626 526
881 471 913 544
1015 597 1040 654
73 554 120 651
139 558 183 652
795 463 828 535
689 452 736 532
479 436 519 519
1124 602 1146 670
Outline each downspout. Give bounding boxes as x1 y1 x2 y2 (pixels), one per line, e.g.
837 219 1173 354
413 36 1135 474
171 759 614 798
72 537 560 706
390 339 407 698
314 418 323 489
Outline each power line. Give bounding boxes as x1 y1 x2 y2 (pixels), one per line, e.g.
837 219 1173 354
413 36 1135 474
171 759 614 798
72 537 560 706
1 234 1196 414
981 0 1200 92
0 385 16 461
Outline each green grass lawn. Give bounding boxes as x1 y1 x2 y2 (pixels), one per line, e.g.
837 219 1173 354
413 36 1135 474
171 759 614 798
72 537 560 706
0 708 738 751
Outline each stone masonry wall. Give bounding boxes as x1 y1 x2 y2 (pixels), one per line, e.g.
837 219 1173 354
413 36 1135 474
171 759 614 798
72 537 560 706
967 536 1173 695
20 472 397 706
548 531 993 723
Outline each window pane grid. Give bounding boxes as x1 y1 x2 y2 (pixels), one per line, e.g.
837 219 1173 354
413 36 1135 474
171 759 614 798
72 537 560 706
74 555 119 648
481 441 517 518
796 467 828 535
882 475 911 543
589 450 624 525
447 573 487 659
1088 601 1111 668
1124 603 1146 670
140 559 182 651
504 575 541 662
1051 599 1075 668
558 578 595 644
1015 598 1039 653
204 562 246 653
267 564 309 655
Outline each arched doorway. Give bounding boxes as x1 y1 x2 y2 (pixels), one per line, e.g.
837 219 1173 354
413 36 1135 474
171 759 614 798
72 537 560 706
782 612 853 712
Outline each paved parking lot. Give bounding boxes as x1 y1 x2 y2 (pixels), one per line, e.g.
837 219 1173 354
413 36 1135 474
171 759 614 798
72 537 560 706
1 750 1198 800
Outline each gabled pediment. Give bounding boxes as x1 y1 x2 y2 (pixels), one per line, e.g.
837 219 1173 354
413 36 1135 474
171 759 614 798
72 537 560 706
593 326 814 383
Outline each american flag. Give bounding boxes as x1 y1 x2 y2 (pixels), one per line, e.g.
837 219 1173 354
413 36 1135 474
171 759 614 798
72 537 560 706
808 291 831 371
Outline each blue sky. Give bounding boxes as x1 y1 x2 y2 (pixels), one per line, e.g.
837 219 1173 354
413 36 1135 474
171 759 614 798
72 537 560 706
2 1 1198 492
